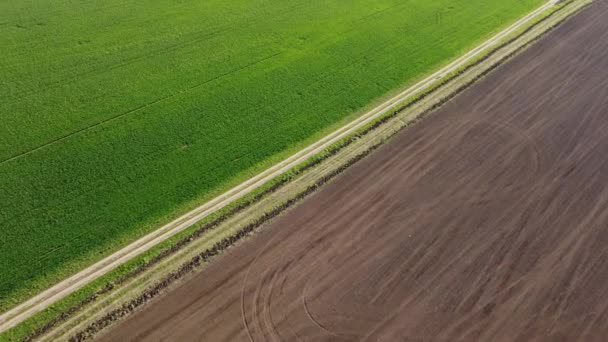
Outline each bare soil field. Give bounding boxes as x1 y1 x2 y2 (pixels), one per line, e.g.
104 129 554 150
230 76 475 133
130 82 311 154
102 3 608 342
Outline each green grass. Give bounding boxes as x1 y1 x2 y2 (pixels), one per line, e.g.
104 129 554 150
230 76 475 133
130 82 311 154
0 0 542 310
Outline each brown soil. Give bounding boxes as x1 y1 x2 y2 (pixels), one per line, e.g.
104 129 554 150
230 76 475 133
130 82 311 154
101 3 608 342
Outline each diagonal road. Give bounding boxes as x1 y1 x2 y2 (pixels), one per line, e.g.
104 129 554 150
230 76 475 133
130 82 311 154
0 1 553 334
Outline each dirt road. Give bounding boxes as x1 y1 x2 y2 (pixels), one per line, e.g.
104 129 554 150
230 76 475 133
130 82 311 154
102 3 608 342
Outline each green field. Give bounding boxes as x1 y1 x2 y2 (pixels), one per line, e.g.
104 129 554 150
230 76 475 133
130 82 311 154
0 0 542 309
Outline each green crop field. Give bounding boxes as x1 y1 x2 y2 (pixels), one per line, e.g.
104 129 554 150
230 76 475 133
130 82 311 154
0 0 542 310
